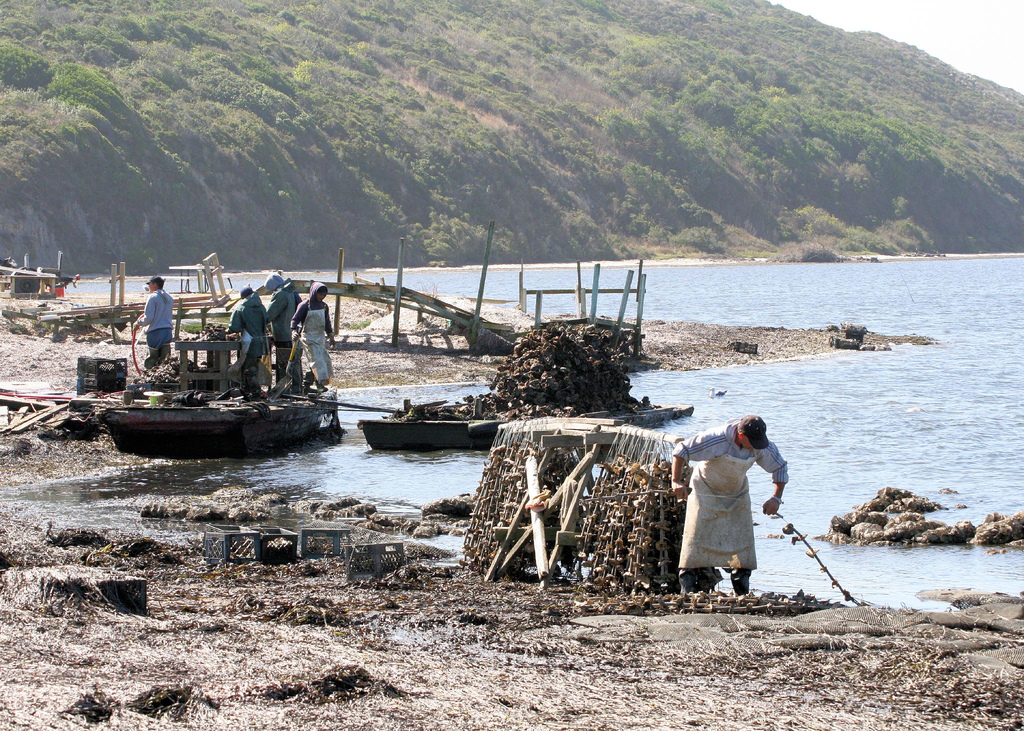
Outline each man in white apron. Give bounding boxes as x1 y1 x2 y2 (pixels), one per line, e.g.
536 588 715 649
671 415 788 595
290 282 336 392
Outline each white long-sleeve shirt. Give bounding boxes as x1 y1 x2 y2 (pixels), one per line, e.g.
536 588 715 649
138 289 174 331
673 418 789 484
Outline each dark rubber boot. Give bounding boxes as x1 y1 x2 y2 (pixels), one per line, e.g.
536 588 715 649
680 570 699 594
731 568 751 595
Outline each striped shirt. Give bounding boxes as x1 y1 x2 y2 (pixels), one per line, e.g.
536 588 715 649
673 418 789 484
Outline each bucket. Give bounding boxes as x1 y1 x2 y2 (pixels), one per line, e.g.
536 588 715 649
55 286 65 297
143 391 165 406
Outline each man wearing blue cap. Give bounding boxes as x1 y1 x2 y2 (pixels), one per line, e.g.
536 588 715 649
671 415 789 595
135 276 174 370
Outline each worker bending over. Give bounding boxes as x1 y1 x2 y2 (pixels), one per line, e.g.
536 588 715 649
671 415 788 595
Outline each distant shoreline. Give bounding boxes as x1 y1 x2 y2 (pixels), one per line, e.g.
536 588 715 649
73 249 1024 282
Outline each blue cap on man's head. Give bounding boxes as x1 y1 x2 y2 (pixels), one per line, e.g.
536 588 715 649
240 286 254 298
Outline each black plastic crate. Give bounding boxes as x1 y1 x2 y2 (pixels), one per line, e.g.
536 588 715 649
299 522 354 560
76 357 127 394
203 524 298 565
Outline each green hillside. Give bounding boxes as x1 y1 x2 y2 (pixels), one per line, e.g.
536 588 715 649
1 0 1023 271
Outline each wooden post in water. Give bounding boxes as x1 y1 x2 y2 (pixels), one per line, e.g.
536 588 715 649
534 292 543 327
589 264 601 323
634 272 647 357
333 248 344 334
636 259 643 302
518 262 526 312
575 261 584 318
469 220 495 345
613 269 634 346
391 238 405 347
118 262 126 306
109 264 119 343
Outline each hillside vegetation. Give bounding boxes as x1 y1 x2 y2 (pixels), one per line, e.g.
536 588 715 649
1 0 1023 271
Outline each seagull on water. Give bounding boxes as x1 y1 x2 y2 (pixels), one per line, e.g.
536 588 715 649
709 388 727 398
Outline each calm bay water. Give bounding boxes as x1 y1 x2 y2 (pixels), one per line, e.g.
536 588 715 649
8 256 1024 608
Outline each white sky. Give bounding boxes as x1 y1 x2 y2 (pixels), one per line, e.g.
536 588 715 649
770 1 1024 95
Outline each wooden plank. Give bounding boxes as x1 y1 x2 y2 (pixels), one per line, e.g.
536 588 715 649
613 269 635 346
543 446 600 586
469 220 495 345
392 238 405 347
526 455 548 582
518 263 526 312
524 288 638 296
556 530 578 547
539 434 586 449
534 292 543 327
634 272 646 357
9 403 67 434
484 492 530 582
584 431 619 445
334 248 344 334
118 262 125 306
590 264 600 323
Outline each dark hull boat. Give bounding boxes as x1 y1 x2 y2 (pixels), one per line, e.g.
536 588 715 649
103 401 338 457
358 405 694 451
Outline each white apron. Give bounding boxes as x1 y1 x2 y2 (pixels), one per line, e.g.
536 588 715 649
300 308 332 385
678 454 757 570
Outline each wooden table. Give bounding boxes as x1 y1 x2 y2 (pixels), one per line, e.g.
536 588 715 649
176 341 240 393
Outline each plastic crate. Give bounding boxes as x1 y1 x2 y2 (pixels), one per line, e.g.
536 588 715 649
203 524 298 565
298 522 354 560
76 357 127 394
346 541 404 579
203 525 260 565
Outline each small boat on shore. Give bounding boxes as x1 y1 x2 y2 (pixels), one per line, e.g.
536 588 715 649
358 405 694 451
103 400 339 457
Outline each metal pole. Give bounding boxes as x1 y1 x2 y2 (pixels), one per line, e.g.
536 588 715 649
470 220 495 344
589 264 600 323
391 238 405 347
334 248 345 334
613 269 634 346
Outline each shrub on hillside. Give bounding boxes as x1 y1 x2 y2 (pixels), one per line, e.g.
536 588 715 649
0 45 52 90
47 63 131 125
772 243 847 263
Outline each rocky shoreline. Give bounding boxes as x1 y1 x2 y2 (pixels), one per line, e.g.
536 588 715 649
0 508 1022 729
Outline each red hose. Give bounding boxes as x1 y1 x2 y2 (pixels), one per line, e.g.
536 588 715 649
131 323 142 375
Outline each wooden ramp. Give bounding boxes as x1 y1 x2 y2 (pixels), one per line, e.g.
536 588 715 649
290 279 513 333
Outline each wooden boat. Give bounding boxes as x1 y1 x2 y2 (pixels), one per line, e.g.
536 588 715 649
103 400 339 457
358 405 694 451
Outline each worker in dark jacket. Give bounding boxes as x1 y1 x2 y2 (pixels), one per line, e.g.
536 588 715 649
227 286 268 392
264 273 300 389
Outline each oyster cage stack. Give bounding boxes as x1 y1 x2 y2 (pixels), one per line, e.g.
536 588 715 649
203 525 298 565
